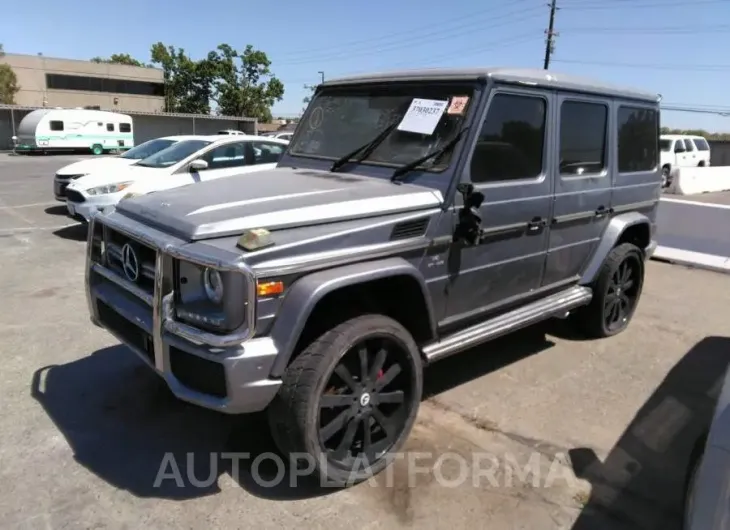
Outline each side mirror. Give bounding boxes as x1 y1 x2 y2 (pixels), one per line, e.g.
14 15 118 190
453 183 484 246
189 159 208 171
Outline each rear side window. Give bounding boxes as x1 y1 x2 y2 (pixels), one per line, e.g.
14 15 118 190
470 93 547 183
683 138 694 151
617 106 658 173
106 123 114 132
693 138 710 151
49 120 64 131
120 123 131 133
559 100 608 176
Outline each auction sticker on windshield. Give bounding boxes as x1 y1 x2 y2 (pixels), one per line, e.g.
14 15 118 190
397 98 448 135
447 96 470 115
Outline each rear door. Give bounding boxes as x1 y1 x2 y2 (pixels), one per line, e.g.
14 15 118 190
542 94 612 286
683 137 698 166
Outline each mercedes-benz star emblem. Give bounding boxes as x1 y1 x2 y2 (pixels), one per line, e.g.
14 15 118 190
121 243 140 282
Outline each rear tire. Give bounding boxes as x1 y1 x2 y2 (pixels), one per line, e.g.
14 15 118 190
91 144 104 156
267 314 423 487
573 242 645 338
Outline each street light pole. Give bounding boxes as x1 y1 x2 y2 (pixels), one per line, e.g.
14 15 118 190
318 71 325 84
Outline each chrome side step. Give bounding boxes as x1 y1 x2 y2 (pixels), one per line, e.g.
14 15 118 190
423 286 593 363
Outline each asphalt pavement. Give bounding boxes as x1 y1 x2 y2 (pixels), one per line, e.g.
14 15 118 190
1 153 730 529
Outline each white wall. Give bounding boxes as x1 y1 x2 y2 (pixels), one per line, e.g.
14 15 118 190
669 166 730 195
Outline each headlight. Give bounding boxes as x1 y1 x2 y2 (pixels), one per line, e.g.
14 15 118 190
202 268 224 304
86 181 134 196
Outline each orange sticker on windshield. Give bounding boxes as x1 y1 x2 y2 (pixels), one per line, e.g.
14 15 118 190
447 96 469 115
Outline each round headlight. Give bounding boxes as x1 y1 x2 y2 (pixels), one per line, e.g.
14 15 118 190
202 268 224 304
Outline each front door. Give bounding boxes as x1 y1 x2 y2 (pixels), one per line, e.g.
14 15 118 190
443 88 553 325
542 94 613 286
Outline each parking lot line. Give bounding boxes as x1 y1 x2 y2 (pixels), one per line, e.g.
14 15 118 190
660 197 730 210
0 201 59 210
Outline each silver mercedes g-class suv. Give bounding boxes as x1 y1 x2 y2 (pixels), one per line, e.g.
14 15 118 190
84 67 660 486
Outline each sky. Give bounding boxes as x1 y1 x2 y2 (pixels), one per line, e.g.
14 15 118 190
3 0 730 132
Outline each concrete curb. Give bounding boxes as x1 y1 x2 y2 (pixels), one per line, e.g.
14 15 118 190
651 245 730 274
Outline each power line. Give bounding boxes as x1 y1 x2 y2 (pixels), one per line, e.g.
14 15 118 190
560 0 726 8
273 6 544 65
560 24 730 34
274 0 539 60
554 58 730 72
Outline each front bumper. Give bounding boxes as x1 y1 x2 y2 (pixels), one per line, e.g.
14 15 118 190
645 239 658 259
67 195 118 222
85 212 280 414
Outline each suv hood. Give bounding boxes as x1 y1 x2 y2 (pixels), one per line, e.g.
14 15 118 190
115 167 444 241
56 156 136 176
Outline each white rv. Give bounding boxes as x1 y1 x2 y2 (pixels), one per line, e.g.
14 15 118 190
15 109 134 155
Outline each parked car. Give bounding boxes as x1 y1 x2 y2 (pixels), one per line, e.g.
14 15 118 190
83 67 660 487
216 129 246 135
64 134 288 222
660 134 712 187
682 361 730 529
53 136 199 201
15 108 134 155
260 131 294 141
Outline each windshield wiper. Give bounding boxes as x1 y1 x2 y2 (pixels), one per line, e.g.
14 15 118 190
330 121 399 173
390 126 470 182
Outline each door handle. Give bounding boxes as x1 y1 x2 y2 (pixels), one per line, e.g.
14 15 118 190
595 205 613 217
527 217 546 232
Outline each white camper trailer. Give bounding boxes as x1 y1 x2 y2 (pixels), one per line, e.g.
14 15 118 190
15 109 134 155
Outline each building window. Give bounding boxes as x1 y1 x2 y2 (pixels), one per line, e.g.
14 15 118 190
106 123 114 132
45 73 165 97
49 121 64 131
470 93 546 183
559 100 607 176
119 123 131 133
617 106 658 173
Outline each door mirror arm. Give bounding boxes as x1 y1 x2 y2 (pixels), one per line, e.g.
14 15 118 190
453 183 485 246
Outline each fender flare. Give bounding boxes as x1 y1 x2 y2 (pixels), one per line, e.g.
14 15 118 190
267 256 436 378
580 212 652 285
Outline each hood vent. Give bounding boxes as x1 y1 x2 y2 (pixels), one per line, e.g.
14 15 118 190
390 218 429 240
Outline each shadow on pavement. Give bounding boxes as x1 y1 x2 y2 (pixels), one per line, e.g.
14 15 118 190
31 325 555 502
45 205 68 216
569 336 730 530
53 223 87 241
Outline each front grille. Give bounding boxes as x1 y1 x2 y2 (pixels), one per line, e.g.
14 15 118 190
103 227 157 295
97 300 154 363
65 189 86 203
55 181 70 198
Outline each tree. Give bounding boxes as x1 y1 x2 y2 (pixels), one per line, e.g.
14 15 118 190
150 43 215 114
90 53 150 68
208 44 284 122
0 44 20 104
302 84 317 112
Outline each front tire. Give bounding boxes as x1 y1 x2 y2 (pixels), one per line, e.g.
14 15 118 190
267 314 423 487
91 144 104 156
574 242 645 338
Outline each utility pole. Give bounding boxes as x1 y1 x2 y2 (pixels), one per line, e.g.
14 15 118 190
543 0 558 70
318 71 325 84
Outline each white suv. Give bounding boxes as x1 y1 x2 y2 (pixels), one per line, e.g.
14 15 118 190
660 134 712 187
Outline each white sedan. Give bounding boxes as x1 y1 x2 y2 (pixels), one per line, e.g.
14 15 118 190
53 135 198 201
64 134 289 222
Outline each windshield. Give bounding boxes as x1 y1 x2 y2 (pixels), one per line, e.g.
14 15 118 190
289 84 475 171
660 139 672 151
120 138 177 160
135 139 212 168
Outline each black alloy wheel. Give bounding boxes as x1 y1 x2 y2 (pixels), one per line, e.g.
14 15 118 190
603 253 642 333
318 335 414 471
268 314 423 487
